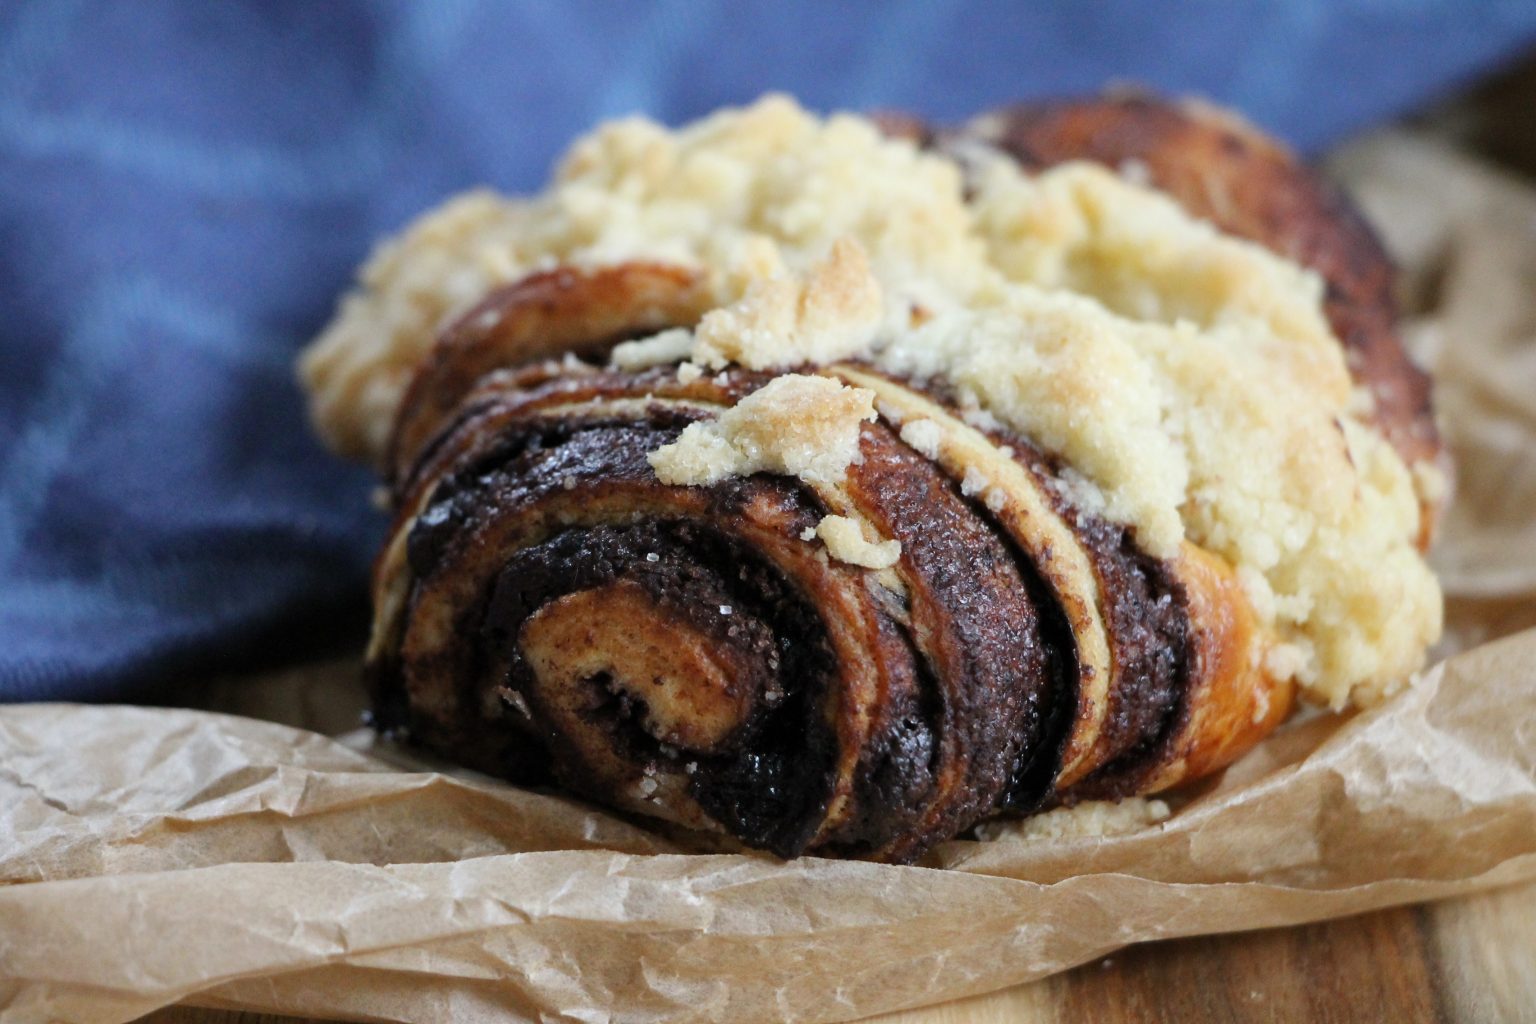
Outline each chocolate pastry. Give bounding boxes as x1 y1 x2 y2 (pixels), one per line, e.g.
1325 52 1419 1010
304 94 1443 863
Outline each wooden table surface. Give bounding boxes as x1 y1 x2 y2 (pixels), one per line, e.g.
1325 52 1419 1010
137 879 1534 1024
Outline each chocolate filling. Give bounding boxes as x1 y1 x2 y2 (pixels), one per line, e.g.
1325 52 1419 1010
1053 518 1190 802
374 360 1195 861
836 425 1060 856
848 365 1194 796
483 521 841 856
381 404 954 858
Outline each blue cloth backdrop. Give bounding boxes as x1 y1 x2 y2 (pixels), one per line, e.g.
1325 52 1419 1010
3 0 1534 701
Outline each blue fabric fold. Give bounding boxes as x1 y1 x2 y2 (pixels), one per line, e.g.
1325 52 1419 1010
2 0 1533 701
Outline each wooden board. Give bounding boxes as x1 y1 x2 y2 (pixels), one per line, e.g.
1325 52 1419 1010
137 879 1535 1024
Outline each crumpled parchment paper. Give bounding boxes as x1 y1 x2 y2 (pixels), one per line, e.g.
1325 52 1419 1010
2 130 1534 1024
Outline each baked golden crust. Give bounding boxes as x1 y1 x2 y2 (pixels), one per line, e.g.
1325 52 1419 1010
387 262 709 483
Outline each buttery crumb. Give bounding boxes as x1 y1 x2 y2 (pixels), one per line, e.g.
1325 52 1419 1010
610 327 695 370
1413 460 1450 507
815 514 902 570
688 237 883 371
648 374 876 487
960 466 991 498
899 418 943 459
971 798 1170 843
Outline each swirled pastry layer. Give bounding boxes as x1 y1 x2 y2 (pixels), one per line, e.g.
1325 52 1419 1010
304 94 1443 860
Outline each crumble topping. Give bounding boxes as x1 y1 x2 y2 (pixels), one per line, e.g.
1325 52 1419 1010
814 514 902 570
303 94 1441 708
648 374 875 489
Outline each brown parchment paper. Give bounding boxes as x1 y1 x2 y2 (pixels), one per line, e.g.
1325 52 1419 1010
3 130 1536 1024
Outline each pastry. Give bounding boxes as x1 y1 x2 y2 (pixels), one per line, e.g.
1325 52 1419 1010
302 94 1444 862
